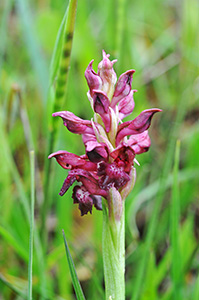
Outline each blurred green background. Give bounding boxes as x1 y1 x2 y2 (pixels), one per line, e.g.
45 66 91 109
0 0 199 299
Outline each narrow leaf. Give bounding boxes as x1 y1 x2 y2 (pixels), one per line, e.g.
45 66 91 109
170 140 182 298
0 225 29 261
49 8 68 86
62 230 86 300
0 274 27 299
28 151 35 300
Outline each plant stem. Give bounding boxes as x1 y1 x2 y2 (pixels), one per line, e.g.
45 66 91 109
28 150 35 300
102 199 125 300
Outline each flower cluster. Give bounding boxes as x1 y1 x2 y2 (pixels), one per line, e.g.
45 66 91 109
49 51 161 216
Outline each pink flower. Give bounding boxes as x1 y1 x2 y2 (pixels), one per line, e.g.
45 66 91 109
49 51 162 216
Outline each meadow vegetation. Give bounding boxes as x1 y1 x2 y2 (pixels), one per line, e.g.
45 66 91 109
0 0 199 299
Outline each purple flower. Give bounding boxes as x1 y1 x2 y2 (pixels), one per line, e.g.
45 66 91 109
49 51 162 216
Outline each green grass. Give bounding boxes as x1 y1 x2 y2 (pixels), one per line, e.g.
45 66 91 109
0 0 199 299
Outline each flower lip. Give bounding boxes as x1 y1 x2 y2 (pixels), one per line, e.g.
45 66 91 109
72 185 94 216
98 161 130 190
72 186 102 216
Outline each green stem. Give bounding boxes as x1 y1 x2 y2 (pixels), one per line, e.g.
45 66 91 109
28 151 35 300
102 198 125 300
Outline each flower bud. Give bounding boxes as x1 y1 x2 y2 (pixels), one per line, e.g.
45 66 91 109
98 50 117 98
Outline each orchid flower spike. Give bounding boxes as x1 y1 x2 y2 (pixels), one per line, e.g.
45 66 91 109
49 51 162 216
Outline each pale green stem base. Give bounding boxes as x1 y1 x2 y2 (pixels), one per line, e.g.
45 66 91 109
102 200 125 300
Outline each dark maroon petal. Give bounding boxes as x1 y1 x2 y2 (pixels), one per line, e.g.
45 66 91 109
59 168 107 197
82 133 109 162
91 195 102 211
59 173 77 196
111 70 135 108
85 60 102 96
80 175 107 197
110 145 135 172
118 90 136 120
98 162 130 190
72 185 93 216
128 131 151 154
71 169 107 197
86 145 108 163
48 150 97 171
52 111 93 134
116 108 162 145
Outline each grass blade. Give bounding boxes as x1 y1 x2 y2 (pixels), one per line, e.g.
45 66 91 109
0 274 27 299
62 230 86 300
170 140 182 298
53 0 78 108
0 112 47 299
28 151 35 300
0 225 29 261
49 8 68 87
0 0 12 75
42 0 78 244
193 273 199 300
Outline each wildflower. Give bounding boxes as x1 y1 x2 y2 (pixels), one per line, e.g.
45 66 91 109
49 51 161 216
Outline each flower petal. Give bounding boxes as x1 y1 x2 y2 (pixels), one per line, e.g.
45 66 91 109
60 169 107 197
48 150 97 171
116 108 162 145
72 186 102 216
111 69 135 108
110 145 135 172
59 172 77 196
98 162 130 190
98 50 117 98
118 90 136 120
85 60 102 97
52 111 93 134
128 130 151 154
92 90 111 132
82 133 109 162
72 185 94 216
92 195 102 211
92 90 110 114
